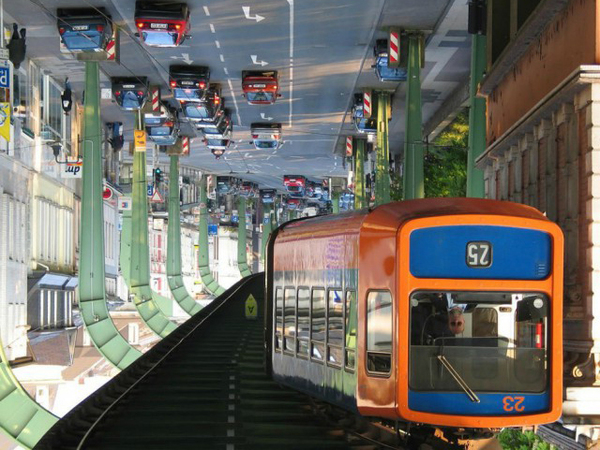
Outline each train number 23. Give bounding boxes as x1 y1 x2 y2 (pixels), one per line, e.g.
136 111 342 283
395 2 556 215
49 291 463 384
502 396 525 412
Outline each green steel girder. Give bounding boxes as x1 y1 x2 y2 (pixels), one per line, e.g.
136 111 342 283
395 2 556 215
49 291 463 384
130 147 177 337
354 138 366 209
332 191 340 214
237 197 252 278
403 33 425 200
166 156 202 315
198 181 226 296
0 340 58 449
79 62 141 369
261 205 273 264
375 92 391 206
467 33 487 198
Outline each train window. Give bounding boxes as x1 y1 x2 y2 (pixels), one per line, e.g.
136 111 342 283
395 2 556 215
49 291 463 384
284 288 296 353
311 288 326 361
366 291 392 374
297 287 310 357
345 290 357 370
327 289 343 366
409 291 549 394
275 288 283 351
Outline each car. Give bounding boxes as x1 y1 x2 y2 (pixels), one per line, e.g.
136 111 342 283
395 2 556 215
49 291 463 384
283 175 306 198
200 112 231 140
57 8 113 52
285 197 302 210
181 87 223 127
111 77 148 110
241 70 281 105
306 180 324 198
372 38 407 82
205 136 232 159
351 94 377 134
134 1 191 48
260 188 277 204
144 102 180 145
239 181 258 198
249 123 283 150
216 176 239 195
169 65 210 102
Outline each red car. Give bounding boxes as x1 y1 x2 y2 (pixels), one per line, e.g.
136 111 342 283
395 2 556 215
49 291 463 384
241 70 281 105
283 175 306 197
134 1 191 48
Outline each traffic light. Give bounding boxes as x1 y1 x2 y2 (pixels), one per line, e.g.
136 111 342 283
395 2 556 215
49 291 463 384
154 167 163 184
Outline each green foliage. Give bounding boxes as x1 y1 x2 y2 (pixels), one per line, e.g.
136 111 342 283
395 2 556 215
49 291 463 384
424 111 469 198
498 429 555 450
390 172 403 201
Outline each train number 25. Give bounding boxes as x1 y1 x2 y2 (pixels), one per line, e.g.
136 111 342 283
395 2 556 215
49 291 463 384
502 396 525 412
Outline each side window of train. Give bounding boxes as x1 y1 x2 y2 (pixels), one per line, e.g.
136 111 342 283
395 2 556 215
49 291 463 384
297 287 310 357
284 287 296 353
327 289 343 367
345 290 357 370
311 288 326 361
366 291 393 375
275 288 283 351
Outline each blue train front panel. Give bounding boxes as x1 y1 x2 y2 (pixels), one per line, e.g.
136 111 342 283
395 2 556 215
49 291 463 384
407 225 553 417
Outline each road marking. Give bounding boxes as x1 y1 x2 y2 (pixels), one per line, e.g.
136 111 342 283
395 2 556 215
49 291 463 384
227 79 242 126
209 23 215 33
250 55 268 66
224 67 229 75
170 53 193 65
260 113 273 121
242 6 265 22
215 40 220 49
220 54 225 62
203 6 210 16
287 0 294 128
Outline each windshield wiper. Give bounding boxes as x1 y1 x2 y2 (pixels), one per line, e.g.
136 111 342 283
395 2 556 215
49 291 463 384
437 355 480 403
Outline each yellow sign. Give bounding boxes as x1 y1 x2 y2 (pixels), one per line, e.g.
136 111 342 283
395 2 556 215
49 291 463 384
134 130 146 152
245 294 258 319
0 103 10 142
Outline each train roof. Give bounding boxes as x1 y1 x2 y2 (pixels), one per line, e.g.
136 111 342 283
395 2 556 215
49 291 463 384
276 198 549 242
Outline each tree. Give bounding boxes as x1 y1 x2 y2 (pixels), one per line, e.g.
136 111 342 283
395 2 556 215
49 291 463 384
424 110 469 198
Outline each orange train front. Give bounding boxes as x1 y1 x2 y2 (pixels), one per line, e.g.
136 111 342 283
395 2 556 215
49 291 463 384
264 198 563 437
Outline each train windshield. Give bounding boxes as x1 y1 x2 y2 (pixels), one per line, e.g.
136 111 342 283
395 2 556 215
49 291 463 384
409 291 548 394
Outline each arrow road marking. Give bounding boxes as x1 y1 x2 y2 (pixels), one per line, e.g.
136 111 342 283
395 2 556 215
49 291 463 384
260 113 273 121
251 55 268 66
170 53 193 65
242 6 265 22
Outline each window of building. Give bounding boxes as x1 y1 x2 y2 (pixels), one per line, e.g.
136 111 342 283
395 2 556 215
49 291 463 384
327 289 343 366
311 288 325 361
284 287 296 353
366 290 393 374
345 290 357 370
297 287 310 357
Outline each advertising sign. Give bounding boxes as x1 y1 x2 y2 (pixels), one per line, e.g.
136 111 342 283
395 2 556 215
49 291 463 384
0 102 10 141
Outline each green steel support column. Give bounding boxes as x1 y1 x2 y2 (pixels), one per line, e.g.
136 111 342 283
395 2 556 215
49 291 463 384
375 92 391 205
130 137 177 337
79 62 141 369
467 33 487 198
332 191 340 214
198 181 226 296
237 197 252 277
403 33 425 200
261 205 272 264
119 205 132 284
354 138 366 209
167 156 202 315
0 340 58 448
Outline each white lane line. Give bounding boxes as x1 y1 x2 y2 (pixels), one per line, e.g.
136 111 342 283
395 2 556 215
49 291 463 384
220 54 225 62
203 6 210 16
224 67 229 75
227 78 242 126
215 40 221 49
287 0 294 128
209 23 215 33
